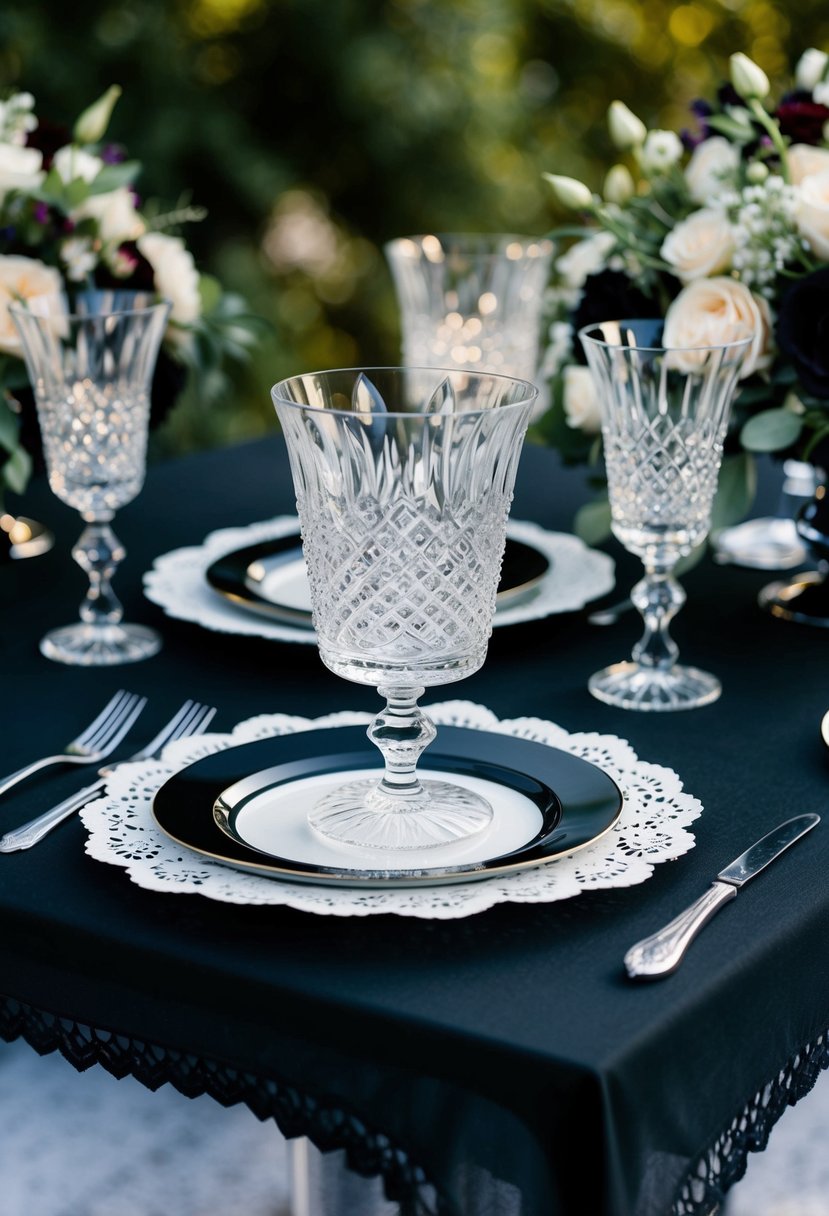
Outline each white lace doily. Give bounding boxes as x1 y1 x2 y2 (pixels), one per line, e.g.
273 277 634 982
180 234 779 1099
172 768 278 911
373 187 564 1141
142 517 615 644
81 701 701 919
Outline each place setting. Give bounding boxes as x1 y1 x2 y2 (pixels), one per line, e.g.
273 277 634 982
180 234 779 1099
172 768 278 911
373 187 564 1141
2 297 753 922
8 342 737 923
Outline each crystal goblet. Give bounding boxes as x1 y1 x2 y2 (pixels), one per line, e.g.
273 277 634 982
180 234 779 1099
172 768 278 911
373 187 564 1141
385 234 553 401
272 366 536 850
579 320 751 712
11 291 170 666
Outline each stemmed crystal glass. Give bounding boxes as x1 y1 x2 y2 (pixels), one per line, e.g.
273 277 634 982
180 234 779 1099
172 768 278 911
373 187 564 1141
580 320 751 712
385 234 553 391
272 366 536 850
11 291 170 666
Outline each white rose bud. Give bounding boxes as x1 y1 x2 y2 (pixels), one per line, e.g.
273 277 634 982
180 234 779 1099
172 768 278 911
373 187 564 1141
795 48 829 92
746 161 769 184
543 173 594 210
729 52 770 101
604 163 635 204
607 100 647 149
562 365 602 434
73 85 122 145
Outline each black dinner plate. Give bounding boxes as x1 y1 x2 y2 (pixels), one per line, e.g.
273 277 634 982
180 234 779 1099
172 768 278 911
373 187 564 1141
152 726 623 888
205 533 551 629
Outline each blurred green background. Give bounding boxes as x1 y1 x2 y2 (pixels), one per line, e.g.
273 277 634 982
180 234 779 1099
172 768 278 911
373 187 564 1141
2 0 826 459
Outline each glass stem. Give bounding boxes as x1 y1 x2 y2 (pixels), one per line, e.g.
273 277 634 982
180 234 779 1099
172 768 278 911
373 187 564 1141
73 514 125 629
630 563 685 672
368 685 436 802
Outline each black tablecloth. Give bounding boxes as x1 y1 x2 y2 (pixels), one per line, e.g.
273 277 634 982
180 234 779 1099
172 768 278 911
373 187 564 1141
1 437 828 1216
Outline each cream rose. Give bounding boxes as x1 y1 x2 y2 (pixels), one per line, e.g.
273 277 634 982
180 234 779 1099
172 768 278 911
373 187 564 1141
0 255 62 355
556 231 616 289
787 144 829 185
661 209 736 282
662 277 771 379
74 186 145 245
562 365 602 434
684 137 740 203
137 232 201 331
796 169 829 257
0 142 43 203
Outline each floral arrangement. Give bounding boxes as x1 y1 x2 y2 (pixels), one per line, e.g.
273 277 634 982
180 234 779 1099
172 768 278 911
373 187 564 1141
0 86 261 505
539 49 829 536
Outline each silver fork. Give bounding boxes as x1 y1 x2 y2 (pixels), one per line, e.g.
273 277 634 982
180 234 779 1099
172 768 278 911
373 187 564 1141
0 699 217 852
0 690 147 801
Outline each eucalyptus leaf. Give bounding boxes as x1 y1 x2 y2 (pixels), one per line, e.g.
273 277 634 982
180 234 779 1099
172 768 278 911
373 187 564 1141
740 408 802 452
64 177 90 208
710 452 757 533
198 273 223 315
0 398 20 453
2 446 31 495
35 166 67 208
574 497 612 546
87 161 141 195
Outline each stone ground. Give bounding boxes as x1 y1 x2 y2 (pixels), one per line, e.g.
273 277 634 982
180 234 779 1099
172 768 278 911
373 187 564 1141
0 1037 825 1215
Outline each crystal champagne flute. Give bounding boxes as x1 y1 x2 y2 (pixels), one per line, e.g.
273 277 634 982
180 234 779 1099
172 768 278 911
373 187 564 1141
579 320 751 711
272 366 536 850
11 291 170 665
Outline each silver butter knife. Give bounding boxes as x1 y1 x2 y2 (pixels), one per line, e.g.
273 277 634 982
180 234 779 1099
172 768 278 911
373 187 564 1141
625 814 820 980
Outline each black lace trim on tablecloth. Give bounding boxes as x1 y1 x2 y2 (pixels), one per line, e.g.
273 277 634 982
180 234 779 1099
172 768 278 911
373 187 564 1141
0 993 442 1216
674 1031 829 1216
2 993 826 1216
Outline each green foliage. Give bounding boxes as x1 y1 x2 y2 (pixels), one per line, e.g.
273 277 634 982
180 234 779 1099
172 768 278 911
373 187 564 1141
1 0 827 465
740 409 803 452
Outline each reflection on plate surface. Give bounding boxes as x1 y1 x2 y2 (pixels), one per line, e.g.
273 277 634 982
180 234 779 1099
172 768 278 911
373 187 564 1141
152 725 623 889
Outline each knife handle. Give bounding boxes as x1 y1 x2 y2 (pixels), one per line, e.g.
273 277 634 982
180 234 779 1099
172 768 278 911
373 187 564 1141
624 881 737 980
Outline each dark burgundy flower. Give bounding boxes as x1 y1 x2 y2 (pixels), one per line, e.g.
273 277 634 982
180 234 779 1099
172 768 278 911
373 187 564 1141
33 202 49 225
777 269 829 398
774 90 829 145
571 270 667 363
25 118 71 169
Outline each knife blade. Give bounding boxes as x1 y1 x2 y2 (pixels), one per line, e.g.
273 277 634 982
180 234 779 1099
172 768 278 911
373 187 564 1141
624 814 820 980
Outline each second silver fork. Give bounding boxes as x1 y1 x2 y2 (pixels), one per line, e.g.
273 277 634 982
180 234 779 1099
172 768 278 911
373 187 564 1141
0 699 217 852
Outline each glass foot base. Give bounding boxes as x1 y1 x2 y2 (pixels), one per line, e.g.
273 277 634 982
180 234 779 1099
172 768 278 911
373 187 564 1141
308 777 494 850
589 661 721 712
40 622 162 666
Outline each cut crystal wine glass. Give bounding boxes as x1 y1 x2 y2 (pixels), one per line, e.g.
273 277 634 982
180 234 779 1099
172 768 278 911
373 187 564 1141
385 234 553 394
272 366 536 850
579 320 751 712
11 291 170 666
